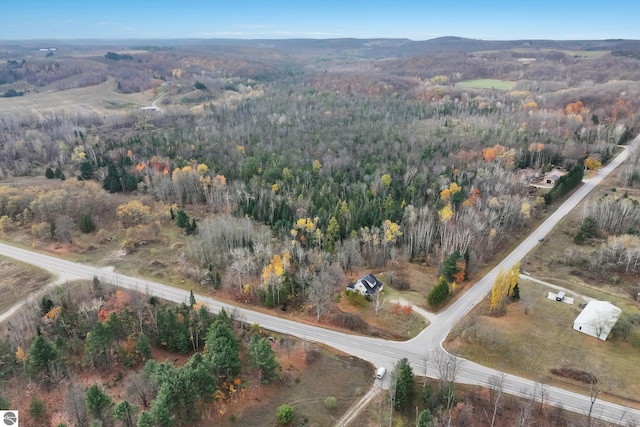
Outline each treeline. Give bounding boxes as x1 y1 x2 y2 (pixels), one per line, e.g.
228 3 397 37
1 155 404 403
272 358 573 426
0 88 23 97
105 52 133 61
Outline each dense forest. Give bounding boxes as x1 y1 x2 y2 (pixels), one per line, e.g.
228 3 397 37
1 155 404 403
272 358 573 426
1 40 640 310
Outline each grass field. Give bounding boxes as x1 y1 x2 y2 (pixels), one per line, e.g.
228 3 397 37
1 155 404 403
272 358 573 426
447 278 640 406
0 256 51 315
509 48 610 59
0 78 152 116
455 79 517 90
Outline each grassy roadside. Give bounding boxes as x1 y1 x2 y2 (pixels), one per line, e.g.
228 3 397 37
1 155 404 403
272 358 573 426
0 255 51 315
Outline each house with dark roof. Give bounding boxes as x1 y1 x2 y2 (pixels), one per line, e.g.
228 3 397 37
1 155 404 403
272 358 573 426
347 273 384 296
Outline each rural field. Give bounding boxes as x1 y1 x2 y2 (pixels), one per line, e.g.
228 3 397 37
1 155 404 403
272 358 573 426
447 168 640 408
454 79 517 90
0 78 152 116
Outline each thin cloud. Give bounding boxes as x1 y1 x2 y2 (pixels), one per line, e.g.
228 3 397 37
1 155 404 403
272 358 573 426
233 24 276 29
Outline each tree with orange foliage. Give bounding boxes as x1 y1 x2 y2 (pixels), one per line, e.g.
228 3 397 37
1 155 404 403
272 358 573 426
611 98 634 121
483 146 497 163
565 101 585 115
452 259 467 282
261 252 291 306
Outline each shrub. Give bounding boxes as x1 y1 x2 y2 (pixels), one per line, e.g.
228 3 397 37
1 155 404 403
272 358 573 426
79 214 96 233
324 396 337 409
304 347 321 365
344 289 367 307
30 396 45 419
427 276 450 307
277 404 294 425
45 168 55 179
331 313 367 332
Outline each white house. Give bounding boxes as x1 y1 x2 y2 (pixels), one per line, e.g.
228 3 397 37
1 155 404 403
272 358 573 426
346 273 384 296
573 300 621 341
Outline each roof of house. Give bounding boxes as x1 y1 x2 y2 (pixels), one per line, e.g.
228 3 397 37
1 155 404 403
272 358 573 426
545 169 567 181
573 300 621 340
347 273 383 295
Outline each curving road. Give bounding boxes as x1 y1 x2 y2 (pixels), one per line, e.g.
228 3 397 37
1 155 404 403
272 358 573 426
1 136 638 425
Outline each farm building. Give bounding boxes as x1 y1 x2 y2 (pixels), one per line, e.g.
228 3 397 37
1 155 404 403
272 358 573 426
544 169 567 185
572 300 621 341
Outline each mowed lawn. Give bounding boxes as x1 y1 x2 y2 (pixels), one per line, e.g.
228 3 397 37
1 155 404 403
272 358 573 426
447 278 640 405
455 79 517 90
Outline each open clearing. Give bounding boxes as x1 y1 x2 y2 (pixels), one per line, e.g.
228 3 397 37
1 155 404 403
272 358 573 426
0 256 51 315
0 78 152 115
455 79 517 90
447 277 640 406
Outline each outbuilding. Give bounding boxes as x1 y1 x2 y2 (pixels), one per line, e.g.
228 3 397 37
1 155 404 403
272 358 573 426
572 300 621 341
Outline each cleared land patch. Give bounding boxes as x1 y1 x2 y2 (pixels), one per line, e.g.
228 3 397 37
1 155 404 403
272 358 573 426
0 256 51 315
447 278 640 406
455 79 517 90
0 78 152 115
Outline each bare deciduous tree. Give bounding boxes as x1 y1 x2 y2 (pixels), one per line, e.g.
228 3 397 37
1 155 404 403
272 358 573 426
433 351 464 426
372 289 386 317
307 262 344 321
126 370 157 409
65 381 89 427
485 373 505 427
533 378 549 415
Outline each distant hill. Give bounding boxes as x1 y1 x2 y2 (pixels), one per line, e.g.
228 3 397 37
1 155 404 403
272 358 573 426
3 36 640 60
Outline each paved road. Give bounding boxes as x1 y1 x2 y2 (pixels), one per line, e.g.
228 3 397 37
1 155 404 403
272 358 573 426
1 136 638 425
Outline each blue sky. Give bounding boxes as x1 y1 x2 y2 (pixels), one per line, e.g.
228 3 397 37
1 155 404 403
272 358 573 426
1 1 639 41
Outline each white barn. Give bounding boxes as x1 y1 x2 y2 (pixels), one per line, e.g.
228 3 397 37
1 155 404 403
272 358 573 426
573 301 621 341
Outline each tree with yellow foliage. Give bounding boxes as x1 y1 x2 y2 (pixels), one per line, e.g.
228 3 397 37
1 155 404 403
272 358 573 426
117 200 151 228
261 252 291 306
490 261 520 316
381 174 392 188
439 205 454 223
584 156 602 171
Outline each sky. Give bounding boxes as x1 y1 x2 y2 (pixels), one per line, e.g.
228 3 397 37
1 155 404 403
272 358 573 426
1 0 639 41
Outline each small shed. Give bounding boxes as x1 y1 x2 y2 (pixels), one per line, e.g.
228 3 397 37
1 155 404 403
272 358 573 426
544 169 567 185
573 301 621 341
